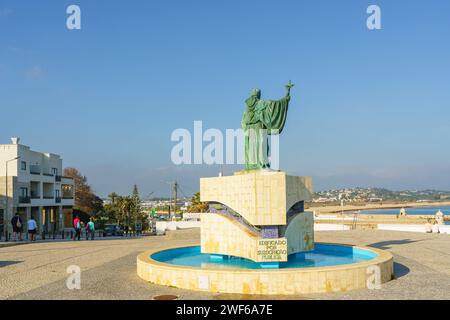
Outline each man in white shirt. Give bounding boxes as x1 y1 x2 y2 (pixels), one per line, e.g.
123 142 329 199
27 216 38 242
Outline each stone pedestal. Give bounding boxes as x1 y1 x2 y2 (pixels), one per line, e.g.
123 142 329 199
200 170 314 263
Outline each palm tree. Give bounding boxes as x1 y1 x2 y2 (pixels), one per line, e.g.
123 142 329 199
189 192 208 213
117 196 134 236
108 192 119 206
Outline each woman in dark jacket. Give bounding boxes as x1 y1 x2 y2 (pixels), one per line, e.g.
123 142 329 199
11 213 23 241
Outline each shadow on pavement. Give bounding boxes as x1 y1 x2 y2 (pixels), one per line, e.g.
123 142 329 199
368 239 423 250
393 262 410 278
0 261 23 268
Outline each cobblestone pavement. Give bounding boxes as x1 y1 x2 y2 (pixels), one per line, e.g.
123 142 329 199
1 229 449 300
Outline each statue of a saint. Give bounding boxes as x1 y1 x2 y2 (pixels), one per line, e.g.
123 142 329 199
241 81 294 170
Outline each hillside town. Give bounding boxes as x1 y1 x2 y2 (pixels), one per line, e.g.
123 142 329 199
313 188 450 203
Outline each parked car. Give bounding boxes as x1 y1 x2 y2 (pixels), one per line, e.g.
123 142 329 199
103 224 124 237
156 215 169 221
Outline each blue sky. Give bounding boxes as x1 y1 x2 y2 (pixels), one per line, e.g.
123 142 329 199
1 0 449 197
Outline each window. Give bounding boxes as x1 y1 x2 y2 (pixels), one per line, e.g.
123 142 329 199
55 190 60 198
21 161 27 171
20 187 28 197
52 168 58 175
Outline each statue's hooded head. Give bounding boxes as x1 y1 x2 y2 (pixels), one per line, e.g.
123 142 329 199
250 88 261 99
245 88 261 108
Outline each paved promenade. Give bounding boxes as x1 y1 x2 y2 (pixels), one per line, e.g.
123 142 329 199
1 229 449 300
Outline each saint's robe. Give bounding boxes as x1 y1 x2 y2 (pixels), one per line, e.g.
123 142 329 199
241 94 290 170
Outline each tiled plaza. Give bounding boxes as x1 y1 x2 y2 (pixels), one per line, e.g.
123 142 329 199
1 229 449 300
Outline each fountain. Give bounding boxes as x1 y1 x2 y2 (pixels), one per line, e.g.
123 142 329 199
137 83 394 294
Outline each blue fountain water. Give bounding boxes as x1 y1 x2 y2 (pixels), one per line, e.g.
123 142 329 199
151 244 378 270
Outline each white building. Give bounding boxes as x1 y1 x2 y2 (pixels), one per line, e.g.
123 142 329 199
0 137 75 238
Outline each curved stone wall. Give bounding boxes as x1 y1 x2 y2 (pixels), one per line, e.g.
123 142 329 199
137 244 394 295
282 212 315 254
200 171 312 226
201 212 261 261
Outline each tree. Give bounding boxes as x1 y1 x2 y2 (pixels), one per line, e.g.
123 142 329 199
108 201 123 224
98 192 120 225
90 195 104 216
101 186 147 231
188 192 208 213
132 184 140 202
131 184 144 226
108 192 119 206
64 167 103 215
117 196 134 235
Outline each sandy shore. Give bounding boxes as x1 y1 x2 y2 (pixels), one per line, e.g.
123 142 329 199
307 201 450 215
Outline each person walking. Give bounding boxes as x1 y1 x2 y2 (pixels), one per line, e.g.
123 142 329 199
135 222 142 237
425 219 433 233
86 218 95 240
432 221 440 234
11 213 23 241
73 215 81 241
27 216 38 242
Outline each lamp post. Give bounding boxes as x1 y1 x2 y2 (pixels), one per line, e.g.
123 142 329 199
4 156 20 242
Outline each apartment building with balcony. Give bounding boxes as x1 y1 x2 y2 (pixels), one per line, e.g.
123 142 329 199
0 137 75 237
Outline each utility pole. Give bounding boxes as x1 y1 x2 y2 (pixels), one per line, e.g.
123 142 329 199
171 181 178 220
4 156 20 242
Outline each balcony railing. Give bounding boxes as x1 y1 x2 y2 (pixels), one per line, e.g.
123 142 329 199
30 192 40 199
19 196 31 204
61 176 74 184
62 196 74 199
30 165 41 175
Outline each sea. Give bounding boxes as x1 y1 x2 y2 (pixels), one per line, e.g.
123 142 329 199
358 205 450 225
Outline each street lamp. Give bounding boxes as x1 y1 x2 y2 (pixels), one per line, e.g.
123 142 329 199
4 156 20 242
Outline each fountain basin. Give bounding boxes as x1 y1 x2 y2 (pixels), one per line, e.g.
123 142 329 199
137 243 394 295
